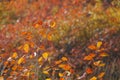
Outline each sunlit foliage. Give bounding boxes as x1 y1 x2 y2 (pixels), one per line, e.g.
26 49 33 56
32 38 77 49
0 0 120 80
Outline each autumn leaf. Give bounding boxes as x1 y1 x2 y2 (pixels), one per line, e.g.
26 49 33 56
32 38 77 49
42 52 49 60
98 72 105 78
47 33 52 41
23 43 29 53
26 72 30 76
93 61 105 67
88 45 96 50
29 54 34 59
58 64 71 70
99 52 109 57
17 45 22 50
0 76 4 80
34 23 39 28
61 57 68 61
59 73 64 77
12 52 18 58
60 78 64 80
3 69 8 74
93 60 101 66
46 78 51 80
21 31 27 36
18 57 24 64
43 71 49 75
4 61 9 66
50 21 56 28
99 63 105 67
12 65 18 71
97 41 102 48
90 76 97 80
55 60 62 65
39 44 45 50
84 53 96 61
86 68 93 74
38 57 43 62
70 69 74 74
43 66 50 71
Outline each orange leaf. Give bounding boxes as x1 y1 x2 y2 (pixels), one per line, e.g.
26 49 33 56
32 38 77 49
60 78 64 80
4 61 9 66
61 57 68 61
39 44 45 50
90 76 97 80
88 45 96 50
86 68 93 74
29 55 34 59
98 72 105 78
3 69 8 74
0 76 4 80
84 53 96 61
93 61 105 67
58 64 71 70
97 41 102 48
12 65 18 71
55 60 62 65
12 52 18 58
47 33 52 41
93 60 101 66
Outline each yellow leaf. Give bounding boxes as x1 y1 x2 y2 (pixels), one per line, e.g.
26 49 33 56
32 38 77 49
59 73 64 77
99 52 109 57
43 66 50 70
97 41 102 48
12 52 18 58
46 78 51 80
23 44 29 53
61 57 68 61
0 76 4 80
99 63 105 67
42 52 49 60
98 72 105 78
38 57 43 62
43 71 49 75
18 57 24 64
50 21 56 28
90 76 97 80
26 72 30 76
